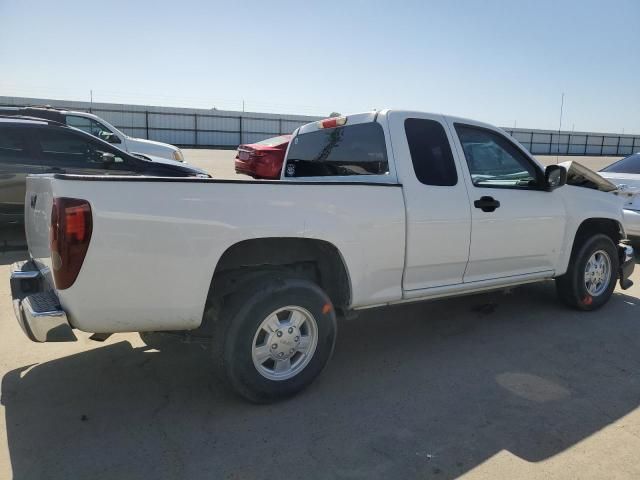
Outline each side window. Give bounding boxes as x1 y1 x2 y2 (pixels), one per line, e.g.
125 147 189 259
0 127 29 164
36 128 127 168
66 115 119 144
455 124 541 189
405 118 457 186
285 122 388 177
65 115 92 134
90 119 120 144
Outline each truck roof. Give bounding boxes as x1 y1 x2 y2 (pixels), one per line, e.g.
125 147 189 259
297 109 505 137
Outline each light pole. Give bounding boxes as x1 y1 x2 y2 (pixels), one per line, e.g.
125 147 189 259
556 92 564 164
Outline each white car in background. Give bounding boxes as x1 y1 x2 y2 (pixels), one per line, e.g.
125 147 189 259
598 153 640 242
0 106 185 162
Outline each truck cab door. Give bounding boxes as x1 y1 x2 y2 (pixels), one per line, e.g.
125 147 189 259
387 112 472 295
448 120 567 282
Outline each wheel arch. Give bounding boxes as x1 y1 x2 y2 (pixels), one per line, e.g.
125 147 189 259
209 237 352 311
558 217 624 276
573 217 623 248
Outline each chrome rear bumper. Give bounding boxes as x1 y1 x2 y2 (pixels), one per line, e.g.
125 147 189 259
10 261 76 342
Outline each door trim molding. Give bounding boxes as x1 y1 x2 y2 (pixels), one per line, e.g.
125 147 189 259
354 270 554 310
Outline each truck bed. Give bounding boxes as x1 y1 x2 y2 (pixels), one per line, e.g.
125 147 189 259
25 174 406 333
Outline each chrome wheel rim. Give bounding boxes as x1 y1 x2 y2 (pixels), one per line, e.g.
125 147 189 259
584 249 612 296
251 306 318 381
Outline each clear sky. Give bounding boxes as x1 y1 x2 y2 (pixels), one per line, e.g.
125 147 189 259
1 0 638 133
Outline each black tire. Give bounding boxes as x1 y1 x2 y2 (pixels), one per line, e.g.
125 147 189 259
556 233 619 310
210 275 337 403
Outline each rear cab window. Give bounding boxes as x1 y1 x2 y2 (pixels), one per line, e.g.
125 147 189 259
284 116 391 180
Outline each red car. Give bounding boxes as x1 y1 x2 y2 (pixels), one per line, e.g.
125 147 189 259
235 134 291 179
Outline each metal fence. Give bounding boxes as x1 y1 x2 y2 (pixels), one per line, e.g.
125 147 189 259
1 96 639 155
504 128 640 157
0 96 321 148
84 107 317 148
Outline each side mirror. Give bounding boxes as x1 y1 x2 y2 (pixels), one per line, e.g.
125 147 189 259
545 165 567 191
102 152 116 166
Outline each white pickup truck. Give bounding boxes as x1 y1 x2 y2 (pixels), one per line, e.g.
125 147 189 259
10 110 635 402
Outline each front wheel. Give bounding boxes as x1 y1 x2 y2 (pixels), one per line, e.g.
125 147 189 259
212 276 337 403
556 234 619 310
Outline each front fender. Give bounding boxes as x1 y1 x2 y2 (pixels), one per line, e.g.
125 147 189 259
555 185 625 276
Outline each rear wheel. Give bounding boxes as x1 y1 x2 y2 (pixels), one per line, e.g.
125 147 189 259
556 234 618 310
211 275 337 403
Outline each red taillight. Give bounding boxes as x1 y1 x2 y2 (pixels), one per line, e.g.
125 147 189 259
250 150 266 157
318 116 347 129
50 198 93 290
65 205 88 241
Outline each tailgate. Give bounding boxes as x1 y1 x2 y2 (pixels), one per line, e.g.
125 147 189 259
24 175 55 278
10 175 76 342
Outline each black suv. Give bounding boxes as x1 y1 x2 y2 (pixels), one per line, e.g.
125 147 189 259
0 116 209 223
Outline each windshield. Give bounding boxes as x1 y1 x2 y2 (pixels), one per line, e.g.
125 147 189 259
601 153 640 174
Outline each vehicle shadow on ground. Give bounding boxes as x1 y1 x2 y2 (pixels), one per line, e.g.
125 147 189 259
2 281 640 479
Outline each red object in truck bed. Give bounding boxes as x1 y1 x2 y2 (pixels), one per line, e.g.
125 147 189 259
235 135 291 180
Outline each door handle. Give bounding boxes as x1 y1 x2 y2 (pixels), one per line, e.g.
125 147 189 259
474 196 500 212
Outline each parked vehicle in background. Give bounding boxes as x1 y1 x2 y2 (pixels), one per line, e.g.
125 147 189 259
0 106 185 162
11 110 634 403
235 135 291 179
0 116 209 223
599 152 640 242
